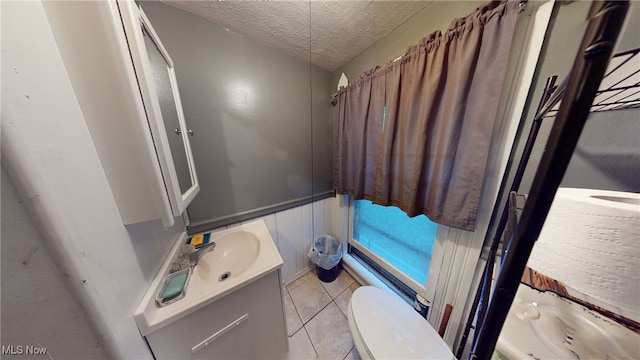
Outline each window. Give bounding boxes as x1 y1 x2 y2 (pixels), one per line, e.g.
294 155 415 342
351 200 438 291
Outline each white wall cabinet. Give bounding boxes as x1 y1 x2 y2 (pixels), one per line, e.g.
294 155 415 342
145 271 288 359
45 0 199 228
117 0 199 225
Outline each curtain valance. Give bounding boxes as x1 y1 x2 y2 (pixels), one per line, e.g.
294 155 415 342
333 1 519 231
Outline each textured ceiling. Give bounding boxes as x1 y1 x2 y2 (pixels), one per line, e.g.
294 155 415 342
161 1 432 72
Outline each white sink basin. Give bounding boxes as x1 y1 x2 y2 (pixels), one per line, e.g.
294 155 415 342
134 220 283 336
194 230 261 282
496 285 639 359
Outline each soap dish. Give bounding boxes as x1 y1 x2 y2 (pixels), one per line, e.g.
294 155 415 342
156 268 191 307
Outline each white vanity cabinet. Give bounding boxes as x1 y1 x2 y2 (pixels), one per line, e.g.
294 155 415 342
44 0 198 228
145 271 288 359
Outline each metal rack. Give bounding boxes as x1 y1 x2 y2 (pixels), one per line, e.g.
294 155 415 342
544 47 640 118
466 1 630 359
590 47 640 112
457 12 640 360
456 75 559 358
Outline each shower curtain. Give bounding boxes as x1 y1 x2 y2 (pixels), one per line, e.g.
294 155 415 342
333 0 519 231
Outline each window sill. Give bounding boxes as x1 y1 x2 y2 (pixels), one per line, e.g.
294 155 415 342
342 253 412 306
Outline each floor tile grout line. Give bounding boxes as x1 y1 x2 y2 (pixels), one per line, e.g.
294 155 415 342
301 298 335 327
343 345 356 360
286 267 319 289
289 280 329 325
323 284 352 301
288 324 304 338
290 274 358 326
321 283 356 301
289 268 355 294
328 279 356 301
336 300 349 319
303 299 352 360
334 299 349 320
285 272 314 293
285 291 305 337
302 325 319 358
290 277 334 324
286 272 362 359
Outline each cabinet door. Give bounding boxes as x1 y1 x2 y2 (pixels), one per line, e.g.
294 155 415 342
145 271 287 359
118 0 199 219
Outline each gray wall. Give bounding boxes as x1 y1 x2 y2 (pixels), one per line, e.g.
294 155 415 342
140 2 334 230
562 108 640 192
616 1 640 54
1 166 109 359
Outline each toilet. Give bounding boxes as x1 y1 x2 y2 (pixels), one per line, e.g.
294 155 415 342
348 286 455 359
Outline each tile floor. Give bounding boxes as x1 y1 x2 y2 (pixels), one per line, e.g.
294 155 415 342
282 268 362 360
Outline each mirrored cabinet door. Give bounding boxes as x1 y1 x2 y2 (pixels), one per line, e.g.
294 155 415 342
141 28 193 196
118 0 199 219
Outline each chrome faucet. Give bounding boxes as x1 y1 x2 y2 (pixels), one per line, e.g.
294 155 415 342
189 242 216 267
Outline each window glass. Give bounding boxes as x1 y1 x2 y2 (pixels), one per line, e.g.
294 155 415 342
353 200 437 284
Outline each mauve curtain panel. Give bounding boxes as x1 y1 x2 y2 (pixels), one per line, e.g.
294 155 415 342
333 1 519 231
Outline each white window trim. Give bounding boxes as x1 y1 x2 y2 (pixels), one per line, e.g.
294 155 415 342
349 234 428 296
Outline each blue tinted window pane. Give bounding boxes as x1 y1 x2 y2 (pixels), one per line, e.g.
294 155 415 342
353 200 437 284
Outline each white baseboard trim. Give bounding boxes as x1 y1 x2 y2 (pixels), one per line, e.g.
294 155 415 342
283 266 313 286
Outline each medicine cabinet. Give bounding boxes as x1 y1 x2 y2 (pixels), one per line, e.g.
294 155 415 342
117 0 199 225
34 0 198 228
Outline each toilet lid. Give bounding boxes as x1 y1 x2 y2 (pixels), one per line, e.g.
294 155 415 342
350 286 454 359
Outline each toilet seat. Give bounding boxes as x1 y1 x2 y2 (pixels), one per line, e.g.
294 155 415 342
348 286 454 359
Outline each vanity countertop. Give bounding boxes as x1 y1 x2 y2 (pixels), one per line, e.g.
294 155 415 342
134 220 283 336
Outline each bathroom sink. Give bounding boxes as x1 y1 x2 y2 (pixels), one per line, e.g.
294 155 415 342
194 230 261 282
134 220 283 336
496 285 639 359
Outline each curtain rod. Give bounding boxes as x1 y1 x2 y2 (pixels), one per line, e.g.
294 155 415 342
329 0 528 106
